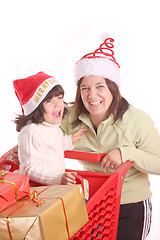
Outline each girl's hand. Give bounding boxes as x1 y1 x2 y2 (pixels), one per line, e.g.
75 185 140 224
61 172 77 185
12 145 20 165
71 128 88 145
101 148 122 172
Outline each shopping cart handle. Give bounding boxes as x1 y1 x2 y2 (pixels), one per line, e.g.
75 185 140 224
73 175 85 196
64 150 106 162
0 148 19 171
114 160 132 196
115 160 132 178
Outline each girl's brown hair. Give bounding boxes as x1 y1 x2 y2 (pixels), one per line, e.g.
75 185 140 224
14 85 67 132
72 78 130 127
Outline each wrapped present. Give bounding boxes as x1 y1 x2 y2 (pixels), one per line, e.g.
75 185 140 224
0 185 89 240
0 170 30 212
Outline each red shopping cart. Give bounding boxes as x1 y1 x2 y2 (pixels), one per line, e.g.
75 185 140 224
0 149 132 240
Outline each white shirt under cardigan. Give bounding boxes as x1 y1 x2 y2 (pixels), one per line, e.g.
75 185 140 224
17 122 74 185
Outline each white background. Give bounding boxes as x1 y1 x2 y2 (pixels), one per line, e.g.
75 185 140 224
0 0 160 239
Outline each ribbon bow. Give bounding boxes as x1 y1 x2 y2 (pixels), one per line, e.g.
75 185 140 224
28 190 45 207
0 169 8 180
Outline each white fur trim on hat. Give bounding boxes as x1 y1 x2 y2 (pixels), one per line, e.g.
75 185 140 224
74 58 120 87
23 77 58 115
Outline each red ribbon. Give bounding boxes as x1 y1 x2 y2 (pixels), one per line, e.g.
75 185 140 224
59 197 70 239
5 186 70 240
6 202 27 240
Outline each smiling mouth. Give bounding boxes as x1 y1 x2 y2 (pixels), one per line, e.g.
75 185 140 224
53 111 62 118
89 100 103 106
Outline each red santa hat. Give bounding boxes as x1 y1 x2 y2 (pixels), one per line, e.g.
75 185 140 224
13 71 59 116
74 35 120 87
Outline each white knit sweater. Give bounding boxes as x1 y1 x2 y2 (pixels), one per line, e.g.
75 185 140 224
18 122 73 185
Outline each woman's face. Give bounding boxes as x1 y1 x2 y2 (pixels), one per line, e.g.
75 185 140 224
80 75 113 123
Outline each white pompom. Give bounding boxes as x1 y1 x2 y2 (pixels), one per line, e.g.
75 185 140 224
101 32 110 41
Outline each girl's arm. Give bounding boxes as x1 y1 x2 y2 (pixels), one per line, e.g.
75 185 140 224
61 172 77 185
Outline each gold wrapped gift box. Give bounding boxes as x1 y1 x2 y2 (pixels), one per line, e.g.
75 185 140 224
0 185 88 240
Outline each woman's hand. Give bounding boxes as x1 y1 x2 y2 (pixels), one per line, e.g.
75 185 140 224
12 145 20 165
71 128 88 145
101 148 122 172
61 172 77 185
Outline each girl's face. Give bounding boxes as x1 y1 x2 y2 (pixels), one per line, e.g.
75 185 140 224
80 75 113 125
43 95 64 125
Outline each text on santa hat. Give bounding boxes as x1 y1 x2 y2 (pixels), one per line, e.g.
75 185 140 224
34 78 57 103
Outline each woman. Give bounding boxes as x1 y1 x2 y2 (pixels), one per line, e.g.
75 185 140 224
13 37 160 239
60 37 160 240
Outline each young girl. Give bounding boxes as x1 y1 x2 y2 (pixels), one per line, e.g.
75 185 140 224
13 71 87 186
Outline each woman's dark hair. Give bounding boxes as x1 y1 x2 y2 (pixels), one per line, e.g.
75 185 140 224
14 85 68 132
72 78 130 127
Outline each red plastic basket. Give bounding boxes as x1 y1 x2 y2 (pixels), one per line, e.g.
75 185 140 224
0 149 132 240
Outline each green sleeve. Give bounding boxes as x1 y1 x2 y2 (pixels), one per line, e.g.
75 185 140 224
60 104 79 135
119 113 160 175
60 112 70 135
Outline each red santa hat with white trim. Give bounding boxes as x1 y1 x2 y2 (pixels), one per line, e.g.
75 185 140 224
13 71 59 116
74 34 120 86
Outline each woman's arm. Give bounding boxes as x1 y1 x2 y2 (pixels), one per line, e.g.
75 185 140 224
119 113 160 175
